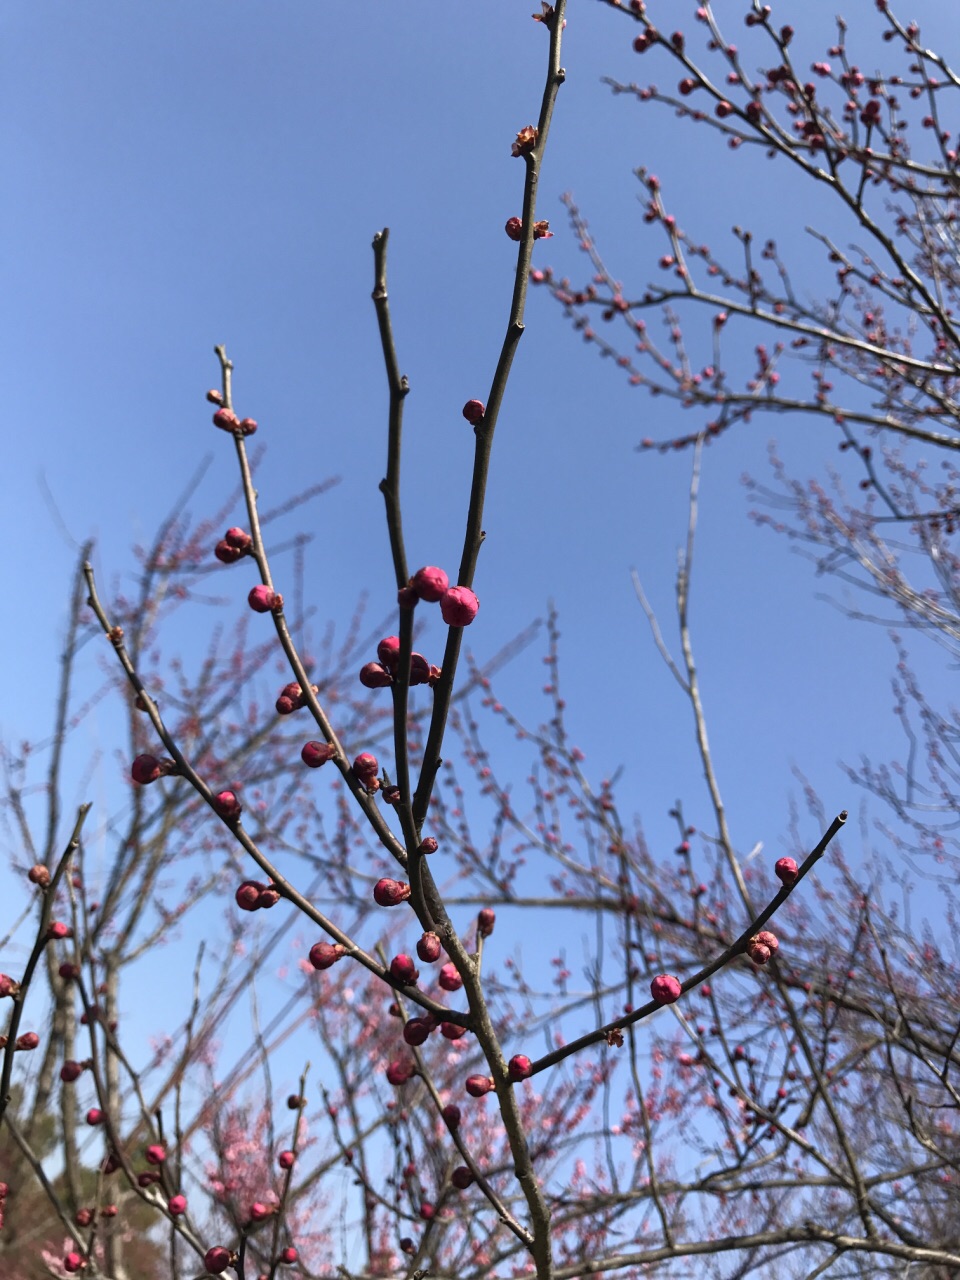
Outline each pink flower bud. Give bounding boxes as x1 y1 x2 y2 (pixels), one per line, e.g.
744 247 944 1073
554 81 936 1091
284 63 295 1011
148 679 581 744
204 1247 232 1274
213 408 240 432
167 1194 187 1216
754 929 779 953
206 389 224 405
440 586 479 627
0 974 19 998
86 1109 105 1126
412 566 450 602
249 1201 272 1222
235 881 262 911
462 400 485 424
64 1253 84 1274
16 1032 39 1050
47 921 71 940
386 1057 415 1086
281 1247 298 1264
377 636 401 672
747 942 772 965
238 417 258 436
508 1054 533 1081
75 1208 94 1227
374 878 411 907
650 974 682 1005
309 941 346 970
419 1202 435 1220
417 931 442 962
441 1022 467 1040
61 1060 84 1083
214 791 242 822
403 1018 432 1047
28 864 50 888
465 1075 495 1098
214 539 244 564
248 585 282 614
131 754 162 785
775 857 798 885
409 653 431 685
442 1104 461 1126
278 1150 295 1170
225 526 252 550
353 752 379 781
301 741 335 768
452 1166 474 1189
477 908 495 938
360 662 393 688
145 1144 166 1165
100 1204 117 1217
257 885 280 909
505 216 523 241
438 963 463 992
390 954 420 985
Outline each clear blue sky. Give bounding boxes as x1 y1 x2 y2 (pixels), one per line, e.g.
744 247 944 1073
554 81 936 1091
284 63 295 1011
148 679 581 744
2 0 955 1124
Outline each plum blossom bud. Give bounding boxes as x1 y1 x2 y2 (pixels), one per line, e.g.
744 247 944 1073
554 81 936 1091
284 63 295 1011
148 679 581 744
278 1150 295 1170
214 539 244 564
462 400 485 425
409 653 431 685
281 1247 298 1264
248 585 282 613
225 526 252 550
419 1202 434 1220
441 1022 467 1040
360 662 393 688
650 974 682 1004
533 220 553 239
204 1247 232 1274
442 1104 461 1126
452 1166 474 1189
417 931 442 962
287 1095 304 1110
16 1032 39 1050
235 881 261 911
755 929 779 953
167 1194 187 1216
438 963 463 992
238 418 257 435
377 636 401 672
508 1054 533 1081
440 586 479 627
100 1204 117 1217
386 1057 415 1086
250 1201 272 1222
511 124 538 157
139 1175 161 1190
0 975 19 998
28 865 50 888
309 941 346 970
412 565 450 602
382 785 401 805
418 837 438 855
257 885 280 909
131 754 162 785
390 954 420 985
47 921 71 940
465 1075 495 1097
74 1209 94 1227
374 878 411 907
206 389 223 405
403 1018 432 1046
775 857 798 885
747 941 772 965
353 752 379 782
477 908 495 938
505 216 523 241
276 682 304 714
59 963 80 980
145 1144 166 1165
86 1109 105 1126
214 791 242 822
301 741 335 768
397 585 418 610
64 1254 84 1274
61 1060 84 1083
213 408 240 432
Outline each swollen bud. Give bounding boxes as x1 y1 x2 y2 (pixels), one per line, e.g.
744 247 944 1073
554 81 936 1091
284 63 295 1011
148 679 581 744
131 754 162 785
775 857 799 885
477 908 495 938
417 932 442 963
507 1054 533 1082
411 566 449 603
440 586 479 627
462 400 485 424
235 881 262 912
204 1247 232 1275
438 963 463 992
465 1075 495 1097
213 791 242 822
650 974 682 1005
386 1058 415 1086
373 878 411 907
28 865 50 888
360 662 393 688
301 741 336 769
309 941 346 970
167 1194 187 1216
390 954 420 985
248 585 282 614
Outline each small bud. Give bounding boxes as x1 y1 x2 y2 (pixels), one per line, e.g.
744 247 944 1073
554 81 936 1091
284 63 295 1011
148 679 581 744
167 1194 187 1216
64 1253 85 1274
409 652 431 685
235 881 262 912
353 752 379 782
650 974 682 1005
440 1022 467 1040
0 974 19 999
747 941 772 965
505 216 523 241
382 784 401 805
465 1075 495 1097
213 408 239 432
508 1054 533 1081
59 962 80 980
360 662 393 688
287 1095 304 1110
775 857 798 885
27 865 50 888
440 586 479 627
281 1247 298 1265
214 791 242 822
452 1166 474 1189
309 941 346 970
301 741 335 769
145 1144 166 1165
204 1247 232 1275
238 418 258 436
47 921 71 940
477 908 495 938
390 954 420 985
131 754 162 785
225 526 252 550
377 636 401 672
61 1060 84 1083
278 1150 295 1170
249 1201 272 1222
16 1032 39 1050
100 1205 118 1217
442 1104 461 1126
420 1202 435 1220
75 1208 94 1228
397 584 419 610
386 1057 415 1086
86 1109 105 1126
417 931 442 963
417 837 438 855
438 962 463 992
257 885 280 909
412 566 450 602
374 878 411 907
462 400 485 425
206 389 224 405
248 585 282 614
511 124 538 157
403 1017 432 1046
214 539 244 564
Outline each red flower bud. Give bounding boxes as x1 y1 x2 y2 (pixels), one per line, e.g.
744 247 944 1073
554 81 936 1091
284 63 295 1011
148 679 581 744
214 791 242 822
204 1247 232 1274
650 974 682 1005
440 586 479 627
775 857 798 885
47 921 71 940
248 585 281 614
225 526 252 550
64 1253 84 1274
403 1018 432 1046
0 975 19 998
754 929 779 953
465 1075 495 1097
359 662 393 688
249 1201 272 1221
478 908 495 938
438 963 463 992
167 1194 187 1216
75 1208 94 1227
86 1109 105 1125
452 1166 474 1189
238 418 257 436
747 941 772 965
398 585 418 610
278 1150 295 1169
28 864 50 888
287 1095 304 1110
301 741 335 768
409 653 431 686
309 941 346 970
131 754 162 785
215 539 244 564
511 125 538 157
417 931 442 963
508 1054 533 1081
377 636 401 672
442 1104 461 1126
257 886 280 909
390 954 420 985
235 881 262 911
213 408 240 432
145 1144 166 1165
462 400 485 424
440 1022 467 1040
418 837 438 855
419 1202 435 1220
206 389 223 405
139 1173 161 1189
59 963 80 980
353 752 379 781
412 566 450 603
281 1247 298 1264
374 878 411 907
61 1060 84 1082
505 216 523 241
386 1057 415 1085
16 1032 39 1050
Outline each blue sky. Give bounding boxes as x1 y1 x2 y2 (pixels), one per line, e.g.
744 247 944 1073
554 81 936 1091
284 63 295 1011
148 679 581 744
3 0 957 1150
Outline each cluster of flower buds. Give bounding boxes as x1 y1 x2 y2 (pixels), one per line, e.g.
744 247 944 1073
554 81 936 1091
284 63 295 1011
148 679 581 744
746 930 779 966
208 388 257 437
276 681 319 715
359 635 441 690
235 880 281 912
130 754 178 786
397 563 480 629
214 526 253 564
